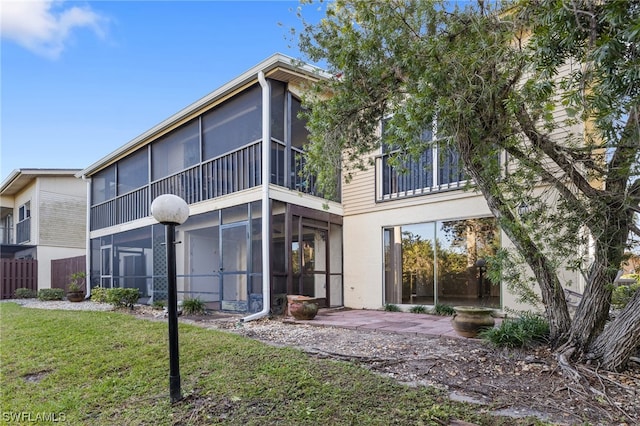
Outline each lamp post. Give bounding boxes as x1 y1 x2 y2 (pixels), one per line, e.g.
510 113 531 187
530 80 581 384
151 194 189 404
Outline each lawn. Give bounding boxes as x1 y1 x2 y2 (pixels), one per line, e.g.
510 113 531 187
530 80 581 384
0 303 544 425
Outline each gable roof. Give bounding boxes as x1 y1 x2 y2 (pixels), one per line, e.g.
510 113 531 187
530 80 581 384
1 169 82 196
77 53 328 178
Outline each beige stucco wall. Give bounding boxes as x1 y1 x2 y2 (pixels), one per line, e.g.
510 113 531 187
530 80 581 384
36 246 87 289
341 165 581 313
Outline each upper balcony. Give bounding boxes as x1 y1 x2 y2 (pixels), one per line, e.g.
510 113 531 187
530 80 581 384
375 142 468 202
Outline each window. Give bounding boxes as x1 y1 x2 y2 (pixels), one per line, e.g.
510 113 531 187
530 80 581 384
202 84 262 161
18 202 31 221
117 149 149 195
92 165 116 205
152 119 200 181
384 217 500 308
379 119 467 199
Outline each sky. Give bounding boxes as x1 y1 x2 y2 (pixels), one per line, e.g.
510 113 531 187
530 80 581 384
0 0 328 182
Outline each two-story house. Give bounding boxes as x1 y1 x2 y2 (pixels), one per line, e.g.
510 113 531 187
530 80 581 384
0 169 87 293
77 54 344 316
79 54 582 316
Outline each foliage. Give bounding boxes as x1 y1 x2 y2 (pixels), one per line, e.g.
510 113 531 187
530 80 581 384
181 298 206 315
13 288 36 299
431 304 456 316
67 272 86 293
611 274 640 309
104 288 140 309
409 305 427 314
0 302 531 425
89 287 139 308
480 312 550 349
152 300 167 310
37 288 64 301
384 303 401 312
296 0 640 370
90 287 108 303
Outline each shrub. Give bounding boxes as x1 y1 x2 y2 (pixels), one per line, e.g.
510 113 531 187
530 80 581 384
479 312 549 348
409 305 427 314
90 287 109 303
612 274 640 309
14 288 36 299
152 300 167 310
431 304 455 316
105 288 140 308
182 298 206 315
384 303 401 312
37 288 65 301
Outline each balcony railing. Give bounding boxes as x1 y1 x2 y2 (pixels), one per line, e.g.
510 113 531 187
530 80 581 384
16 218 31 243
89 140 333 231
376 148 468 201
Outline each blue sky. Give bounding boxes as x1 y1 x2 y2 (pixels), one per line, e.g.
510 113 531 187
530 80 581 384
0 0 327 182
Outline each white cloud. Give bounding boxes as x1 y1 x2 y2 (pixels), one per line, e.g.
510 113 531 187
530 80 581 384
1 0 106 59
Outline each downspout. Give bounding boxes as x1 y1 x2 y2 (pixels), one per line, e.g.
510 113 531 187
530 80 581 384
241 70 271 322
81 175 91 299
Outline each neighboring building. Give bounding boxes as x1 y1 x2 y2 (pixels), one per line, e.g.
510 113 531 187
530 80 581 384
0 169 87 289
79 54 582 316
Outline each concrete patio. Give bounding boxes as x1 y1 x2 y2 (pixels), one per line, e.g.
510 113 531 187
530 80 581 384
284 308 473 339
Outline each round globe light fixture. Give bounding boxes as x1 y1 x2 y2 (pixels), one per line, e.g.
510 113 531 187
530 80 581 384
151 194 189 225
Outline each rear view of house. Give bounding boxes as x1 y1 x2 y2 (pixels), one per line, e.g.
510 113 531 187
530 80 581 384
78 54 344 315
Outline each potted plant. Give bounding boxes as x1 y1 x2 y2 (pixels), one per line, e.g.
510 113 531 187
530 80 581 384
66 272 86 302
451 306 495 338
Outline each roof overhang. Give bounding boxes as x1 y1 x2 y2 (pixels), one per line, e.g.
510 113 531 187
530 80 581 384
77 53 330 179
1 169 82 196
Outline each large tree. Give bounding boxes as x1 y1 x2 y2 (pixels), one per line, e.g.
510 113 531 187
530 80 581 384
296 0 640 371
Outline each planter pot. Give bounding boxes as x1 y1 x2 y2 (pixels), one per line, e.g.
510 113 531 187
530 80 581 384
451 306 495 338
287 296 319 320
67 291 85 302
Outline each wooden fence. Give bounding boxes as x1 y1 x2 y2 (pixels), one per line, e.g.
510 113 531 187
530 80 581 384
1 259 38 299
51 255 86 291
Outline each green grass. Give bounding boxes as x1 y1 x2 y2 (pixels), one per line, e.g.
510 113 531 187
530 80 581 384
0 303 545 425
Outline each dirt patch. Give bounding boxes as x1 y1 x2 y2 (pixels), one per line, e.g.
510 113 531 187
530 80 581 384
130 307 640 425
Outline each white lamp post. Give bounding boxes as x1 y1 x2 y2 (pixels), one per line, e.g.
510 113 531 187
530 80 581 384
151 194 189 403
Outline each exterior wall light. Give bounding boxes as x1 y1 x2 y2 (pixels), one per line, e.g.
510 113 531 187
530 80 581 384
151 194 189 403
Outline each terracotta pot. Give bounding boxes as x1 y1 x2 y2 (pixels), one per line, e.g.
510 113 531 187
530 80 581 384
67 291 85 302
289 300 319 320
451 306 495 338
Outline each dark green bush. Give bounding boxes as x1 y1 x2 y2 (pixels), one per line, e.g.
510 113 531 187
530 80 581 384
105 288 140 308
384 303 401 312
182 298 206 315
89 287 139 308
14 288 36 299
152 300 166 310
409 305 427 314
431 304 456 316
479 312 549 348
37 288 65 301
90 287 108 303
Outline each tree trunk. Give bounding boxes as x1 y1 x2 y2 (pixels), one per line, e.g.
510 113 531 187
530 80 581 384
588 290 640 371
560 257 614 354
459 140 572 341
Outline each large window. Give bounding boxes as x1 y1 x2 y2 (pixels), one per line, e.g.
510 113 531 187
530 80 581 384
378 120 467 199
384 217 500 308
117 149 148 195
92 165 116 204
202 84 262 161
152 119 200 181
